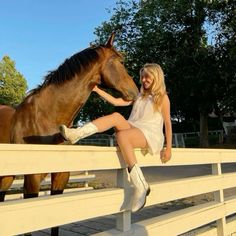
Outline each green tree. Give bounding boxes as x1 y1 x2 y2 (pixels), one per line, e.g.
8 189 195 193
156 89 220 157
0 55 27 106
93 0 235 147
213 0 236 116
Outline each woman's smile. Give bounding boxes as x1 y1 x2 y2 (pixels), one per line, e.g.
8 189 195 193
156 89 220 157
142 76 153 89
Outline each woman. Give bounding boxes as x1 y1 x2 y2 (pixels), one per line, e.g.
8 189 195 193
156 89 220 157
59 63 172 212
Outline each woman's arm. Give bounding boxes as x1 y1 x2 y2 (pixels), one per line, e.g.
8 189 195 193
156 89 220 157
93 85 133 106
161 94 172 163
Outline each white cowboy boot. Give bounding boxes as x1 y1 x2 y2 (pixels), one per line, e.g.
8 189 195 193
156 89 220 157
59 122 98 144
129 164 150 212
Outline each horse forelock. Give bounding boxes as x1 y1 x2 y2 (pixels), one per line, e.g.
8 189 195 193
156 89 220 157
27 46 103 97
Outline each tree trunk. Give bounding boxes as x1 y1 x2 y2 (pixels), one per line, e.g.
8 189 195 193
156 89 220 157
200 113 209 147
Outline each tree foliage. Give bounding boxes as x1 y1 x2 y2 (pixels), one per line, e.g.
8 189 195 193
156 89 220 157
77 0 236 147
0 55 28 106
213 0 236 115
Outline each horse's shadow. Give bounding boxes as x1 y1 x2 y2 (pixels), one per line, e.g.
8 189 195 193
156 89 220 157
23 133 63 144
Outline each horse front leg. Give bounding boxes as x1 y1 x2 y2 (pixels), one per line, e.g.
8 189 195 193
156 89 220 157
0 176 15 202
23 173 47 199
50 172 70 236
23 173 47 236
51 172 70 195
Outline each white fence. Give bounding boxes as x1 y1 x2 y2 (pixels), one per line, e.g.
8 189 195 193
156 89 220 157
78 130 225 148
0 144 236 235
6 171 95 201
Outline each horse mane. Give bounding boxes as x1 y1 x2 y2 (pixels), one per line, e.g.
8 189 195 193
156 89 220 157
27 46 103 96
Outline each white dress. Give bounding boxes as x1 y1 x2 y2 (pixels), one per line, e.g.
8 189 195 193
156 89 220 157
128 94 164 155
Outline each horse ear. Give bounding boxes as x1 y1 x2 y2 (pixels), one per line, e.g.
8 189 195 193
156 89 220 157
105 32 115 48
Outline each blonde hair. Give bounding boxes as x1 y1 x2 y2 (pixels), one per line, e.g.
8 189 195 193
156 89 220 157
140 63 166 111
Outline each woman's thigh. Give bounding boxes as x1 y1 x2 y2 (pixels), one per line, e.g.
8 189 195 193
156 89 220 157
116 127 147 149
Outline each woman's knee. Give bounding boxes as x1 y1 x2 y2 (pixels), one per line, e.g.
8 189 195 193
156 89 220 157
111 112 130 131
111 112 125 121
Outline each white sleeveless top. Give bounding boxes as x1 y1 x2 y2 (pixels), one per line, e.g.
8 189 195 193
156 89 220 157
128 93 164 155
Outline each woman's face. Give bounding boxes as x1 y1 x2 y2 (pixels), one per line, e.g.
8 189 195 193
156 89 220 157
141 71 154 90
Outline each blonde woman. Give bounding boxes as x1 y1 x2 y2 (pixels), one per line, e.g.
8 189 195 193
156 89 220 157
59 63 172 212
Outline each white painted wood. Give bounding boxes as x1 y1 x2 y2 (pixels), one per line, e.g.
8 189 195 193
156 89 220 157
146 175 222 206
0 175 231 235
93 201 224 236
11 173 95 188
5 187 94 201
92 216 236 236
212 163 227 235
0 144 125 175
116 168 131 232
224 196 236 216
6 172 95 200
0 188 124 235
1 144 236 176
226 215 236 236
1 145 236 235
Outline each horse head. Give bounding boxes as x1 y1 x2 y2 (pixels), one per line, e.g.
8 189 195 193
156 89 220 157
99 33 138 101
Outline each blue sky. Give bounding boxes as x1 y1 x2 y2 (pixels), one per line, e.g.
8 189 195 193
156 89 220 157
0 0 118 90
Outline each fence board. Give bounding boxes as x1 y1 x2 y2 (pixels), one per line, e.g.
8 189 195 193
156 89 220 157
0 175 234 235
2 144 236 176
93 201 224 236
0 144 236 235
0 188 127 235
146 175 222 206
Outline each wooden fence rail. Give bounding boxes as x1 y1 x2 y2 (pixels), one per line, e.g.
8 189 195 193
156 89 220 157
0 144 236 235
6 172 95 201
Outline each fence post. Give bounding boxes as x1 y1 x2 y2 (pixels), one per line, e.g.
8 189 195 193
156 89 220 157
212 163 227 236
173 133 177 147
109 136 114 146
116 168 131 232
219 130 224 144
84 171 89 188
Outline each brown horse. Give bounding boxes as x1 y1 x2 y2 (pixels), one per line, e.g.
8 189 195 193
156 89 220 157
0 105 15 143
0 105 16 199
0 33 138 235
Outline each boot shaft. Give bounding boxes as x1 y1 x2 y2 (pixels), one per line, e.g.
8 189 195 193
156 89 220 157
129 164 150 212
59 122 98 144
129 164 149 191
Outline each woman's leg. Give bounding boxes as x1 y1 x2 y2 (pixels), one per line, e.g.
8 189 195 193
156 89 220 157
59 112 131 144
92 112 131 132
116 127 150 212
116 127 147 167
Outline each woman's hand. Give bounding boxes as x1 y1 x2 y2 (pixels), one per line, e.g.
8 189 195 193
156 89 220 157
160 148 171 164
91 85 133 106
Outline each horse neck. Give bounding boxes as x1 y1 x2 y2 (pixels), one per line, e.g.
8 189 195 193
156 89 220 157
37 66 101 127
